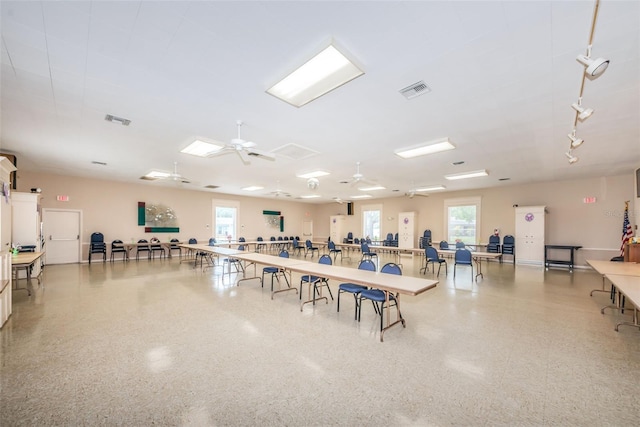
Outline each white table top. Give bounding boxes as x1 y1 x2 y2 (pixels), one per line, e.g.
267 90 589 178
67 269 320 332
286 262 438 297
605 274 640 306
587 260 640 277
179 244 244 256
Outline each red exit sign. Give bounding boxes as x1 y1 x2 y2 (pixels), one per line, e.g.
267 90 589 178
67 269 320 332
56 195 69 202
583 197 597 204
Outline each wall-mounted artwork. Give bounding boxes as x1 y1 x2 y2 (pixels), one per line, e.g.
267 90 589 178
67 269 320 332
138 202 179 232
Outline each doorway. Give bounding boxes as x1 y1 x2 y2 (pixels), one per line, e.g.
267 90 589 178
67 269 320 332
42 209 82 264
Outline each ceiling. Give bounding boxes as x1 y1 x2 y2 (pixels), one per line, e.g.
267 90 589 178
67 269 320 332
1 1 639 203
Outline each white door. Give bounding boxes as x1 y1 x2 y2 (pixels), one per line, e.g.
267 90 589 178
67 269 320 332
302 220 313 240
43 209 81 264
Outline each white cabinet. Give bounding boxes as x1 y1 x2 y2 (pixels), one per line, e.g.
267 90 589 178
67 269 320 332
398 212 417 249
515 206 546 265
329 215 346 243
0 157 16 328
12 192 42 278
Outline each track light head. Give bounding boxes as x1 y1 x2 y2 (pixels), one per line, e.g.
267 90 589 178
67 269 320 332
576 54 609 77
568 132 584 149
565 151 579 164
571 102 594 120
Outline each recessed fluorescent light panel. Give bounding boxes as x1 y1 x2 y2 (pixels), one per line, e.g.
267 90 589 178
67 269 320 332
415 185 446 192
444 170 488 180
299 194 321 199
266 44 364 108
242 186 264 191
296 170 330 179
394 137 455 159
350 194 372 199
181 139 225 157
358 185 385 191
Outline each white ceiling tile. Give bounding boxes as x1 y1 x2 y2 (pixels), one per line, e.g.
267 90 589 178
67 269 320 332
42 1 90 49
0 1 44 32
87 19 131 62
46 35 87 76
90 1 141 32
3 39 49 77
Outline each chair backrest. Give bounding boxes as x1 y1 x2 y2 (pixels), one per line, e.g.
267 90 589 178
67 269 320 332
150 237 160 244
238 245 245 251
426 246 439 261
188 238 197 244
347 232 353 239
284 236 289 241
170 238 179 248
292 239 299 248
366 237 372 244
91 232 104 243
455 249 472 264
503 235 515 246
112 239 123 247
439 240 449 249
270 236 276 241
295 236 300 240
208 238 216 246
138 239 148 244
358 259 376 271
455 241 465 249
328 241 335 250
239 237 246 242
318 254 332 265
386 233 394 241
305 240 312 248
279 250 289 258
361 242 370 253
257 236 263 242
381 263 402 275
489 235 500 244
278 236 283 241
354 237 360 244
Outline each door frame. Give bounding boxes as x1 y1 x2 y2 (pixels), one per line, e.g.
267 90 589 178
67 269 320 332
42 208 83 264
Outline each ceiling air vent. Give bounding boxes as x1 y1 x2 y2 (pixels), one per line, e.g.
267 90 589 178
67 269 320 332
105 114 131 126
399 81 431 100
204 185 219 189
272 143 319 161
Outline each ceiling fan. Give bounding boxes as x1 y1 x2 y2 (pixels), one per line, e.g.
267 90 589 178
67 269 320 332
405 190 429 199
332 197 344 204
343 161 376 186
143 162 191 184
269 182 291 198
209 120 276 165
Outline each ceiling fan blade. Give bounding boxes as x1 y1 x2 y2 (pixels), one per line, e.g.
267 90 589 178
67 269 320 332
236 149 251 165
246 148 275 161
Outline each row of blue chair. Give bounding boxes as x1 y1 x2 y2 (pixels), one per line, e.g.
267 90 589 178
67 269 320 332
261 254 403 333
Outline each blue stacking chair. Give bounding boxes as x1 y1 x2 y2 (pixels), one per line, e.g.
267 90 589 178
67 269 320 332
305 239 319 258
135 239 151 261
328 240 342 261
346 232 354 244
262 250 290 291
256 237 266 252
423 246 447 276
110 239 127 262
454 248 473 279
337 259 376 319
487 235 500 253
358 263 404 332
89 232 107 264
300 255 334 303
361 242 378 264
439 240 449 250
224 244 245 273
169 238 181 258
501 235 515 264
291 239 303 256
455 241 465 249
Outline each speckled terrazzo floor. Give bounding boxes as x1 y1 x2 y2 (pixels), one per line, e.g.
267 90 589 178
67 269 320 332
1 252 639 426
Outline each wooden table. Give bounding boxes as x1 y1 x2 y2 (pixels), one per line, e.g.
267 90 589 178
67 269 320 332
603 274 640 332
12 251 44 296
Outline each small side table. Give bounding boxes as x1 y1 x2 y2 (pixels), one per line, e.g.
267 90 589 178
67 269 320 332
544 245 582 272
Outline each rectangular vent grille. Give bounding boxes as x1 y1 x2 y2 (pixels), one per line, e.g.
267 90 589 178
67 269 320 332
204 185 219 189
272 143 319 161
105 114 131 126
399 81 431 99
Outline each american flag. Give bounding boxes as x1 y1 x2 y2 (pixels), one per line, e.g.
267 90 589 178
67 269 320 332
621 202 633 256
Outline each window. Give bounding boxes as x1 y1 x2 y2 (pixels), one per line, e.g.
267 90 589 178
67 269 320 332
213 202 239 241
362 204 382 241
444 197 481 245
